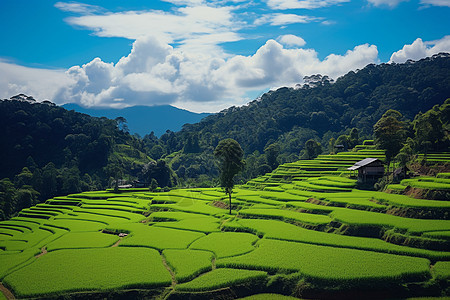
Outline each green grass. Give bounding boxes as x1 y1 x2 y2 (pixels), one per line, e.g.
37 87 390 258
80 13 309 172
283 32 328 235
190 232 259 258
217 239 431 287
432 261 450 280
307 176 356 187
284 201 334 214
330 208 450 234
0 228 53 251
71 208 146 222
3 247 171 298
151 199 228 216
293 180 352 192
257 191 309 202
165 189 222 201
54 212 132 225
163 249 213 282
176 268 267 291
319 191 387 209
401 177 450 190
46 232 119 251
118 224 205 250
1 146 449 298
386 184 407 192
44 218 107 232
358 191 450 209
154 218 221 233
225 219 450 261
235 195 284 206
0 251 36 279
238 208 332 225
423 231 450 240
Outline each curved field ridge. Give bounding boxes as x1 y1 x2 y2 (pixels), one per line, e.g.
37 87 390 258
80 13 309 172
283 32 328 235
176 268 267 291
226 219 450 261
46 232 119 251
189 232 259 258
118 225 205 250
3 247 171 298
217 239 431 287
163 249 214 282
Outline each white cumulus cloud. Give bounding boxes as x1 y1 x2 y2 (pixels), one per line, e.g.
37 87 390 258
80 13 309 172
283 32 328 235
390 36 450 63
60 4 242 57
278 34 307 47
0 33 381 112
53 37 378 112
266 0 350 10
263 13 319 26
0 60 74 101
420 0 450 7
54 2 104 14
366 0 408 7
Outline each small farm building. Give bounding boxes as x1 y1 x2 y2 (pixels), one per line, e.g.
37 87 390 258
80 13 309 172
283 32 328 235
348 158 384 182
334 144 345 153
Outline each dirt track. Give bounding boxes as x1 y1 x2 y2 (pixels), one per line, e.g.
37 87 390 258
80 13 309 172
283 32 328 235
0 283 15 299
35 246 47 258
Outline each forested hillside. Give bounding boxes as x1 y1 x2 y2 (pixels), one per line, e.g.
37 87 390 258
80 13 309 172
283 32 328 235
0 96 158 220
144 53 450 185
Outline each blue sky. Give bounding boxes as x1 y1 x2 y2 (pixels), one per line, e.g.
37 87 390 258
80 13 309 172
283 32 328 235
1 0 449 112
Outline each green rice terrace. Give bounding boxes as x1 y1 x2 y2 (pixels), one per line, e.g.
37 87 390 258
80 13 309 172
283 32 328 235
1 147 450 299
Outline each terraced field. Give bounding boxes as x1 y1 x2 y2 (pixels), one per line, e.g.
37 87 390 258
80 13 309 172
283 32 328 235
1 148 449 299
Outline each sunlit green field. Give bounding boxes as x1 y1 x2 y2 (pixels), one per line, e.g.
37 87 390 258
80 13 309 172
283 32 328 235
1 149 449 299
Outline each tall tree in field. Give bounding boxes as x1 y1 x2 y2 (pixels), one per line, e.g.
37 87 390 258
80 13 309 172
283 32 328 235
413 107 444 155
303 139 322 160
214 139 244 214
373 109 407 171
264 143 280 170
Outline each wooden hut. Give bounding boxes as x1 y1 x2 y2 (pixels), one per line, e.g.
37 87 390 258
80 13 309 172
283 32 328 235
348 158 384 182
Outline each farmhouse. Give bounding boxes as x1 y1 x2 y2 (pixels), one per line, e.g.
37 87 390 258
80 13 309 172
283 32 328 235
348 158 385 182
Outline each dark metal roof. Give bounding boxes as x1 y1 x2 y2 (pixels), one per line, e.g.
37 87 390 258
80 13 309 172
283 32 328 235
347 158 381 171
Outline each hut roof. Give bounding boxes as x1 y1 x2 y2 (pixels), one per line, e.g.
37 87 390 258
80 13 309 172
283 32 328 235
347 158 381 171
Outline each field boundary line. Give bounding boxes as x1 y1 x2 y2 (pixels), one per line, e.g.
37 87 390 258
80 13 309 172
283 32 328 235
161 254 177 287
0 283 15 300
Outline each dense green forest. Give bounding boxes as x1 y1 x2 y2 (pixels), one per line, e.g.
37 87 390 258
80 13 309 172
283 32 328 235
0 98 163 220
144 53 450 185
0 54 449 220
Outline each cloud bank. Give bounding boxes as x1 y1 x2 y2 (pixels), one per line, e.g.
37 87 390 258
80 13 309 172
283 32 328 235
1 1 449 113
50 36 378 112
0 60 73 102
390 36 450 63
2 35 449 113
266 0 350 10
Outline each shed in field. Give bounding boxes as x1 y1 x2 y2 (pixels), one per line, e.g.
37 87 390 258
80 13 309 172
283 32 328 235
348 158 384 182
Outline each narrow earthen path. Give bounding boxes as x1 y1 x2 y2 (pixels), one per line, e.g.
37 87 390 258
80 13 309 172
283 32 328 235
0 283 15 300
161 255 176 287
111 237 123 248
212 257 216 270
35 247 47 258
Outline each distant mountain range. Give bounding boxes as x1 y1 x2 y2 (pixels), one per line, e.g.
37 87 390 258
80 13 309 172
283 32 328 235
62 103 210 137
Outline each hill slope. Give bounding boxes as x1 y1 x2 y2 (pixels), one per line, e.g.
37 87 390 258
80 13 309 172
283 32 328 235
147 54 450 184
179 53 450 154
0 97 154 219
62 103 210 137
1 147 449 299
